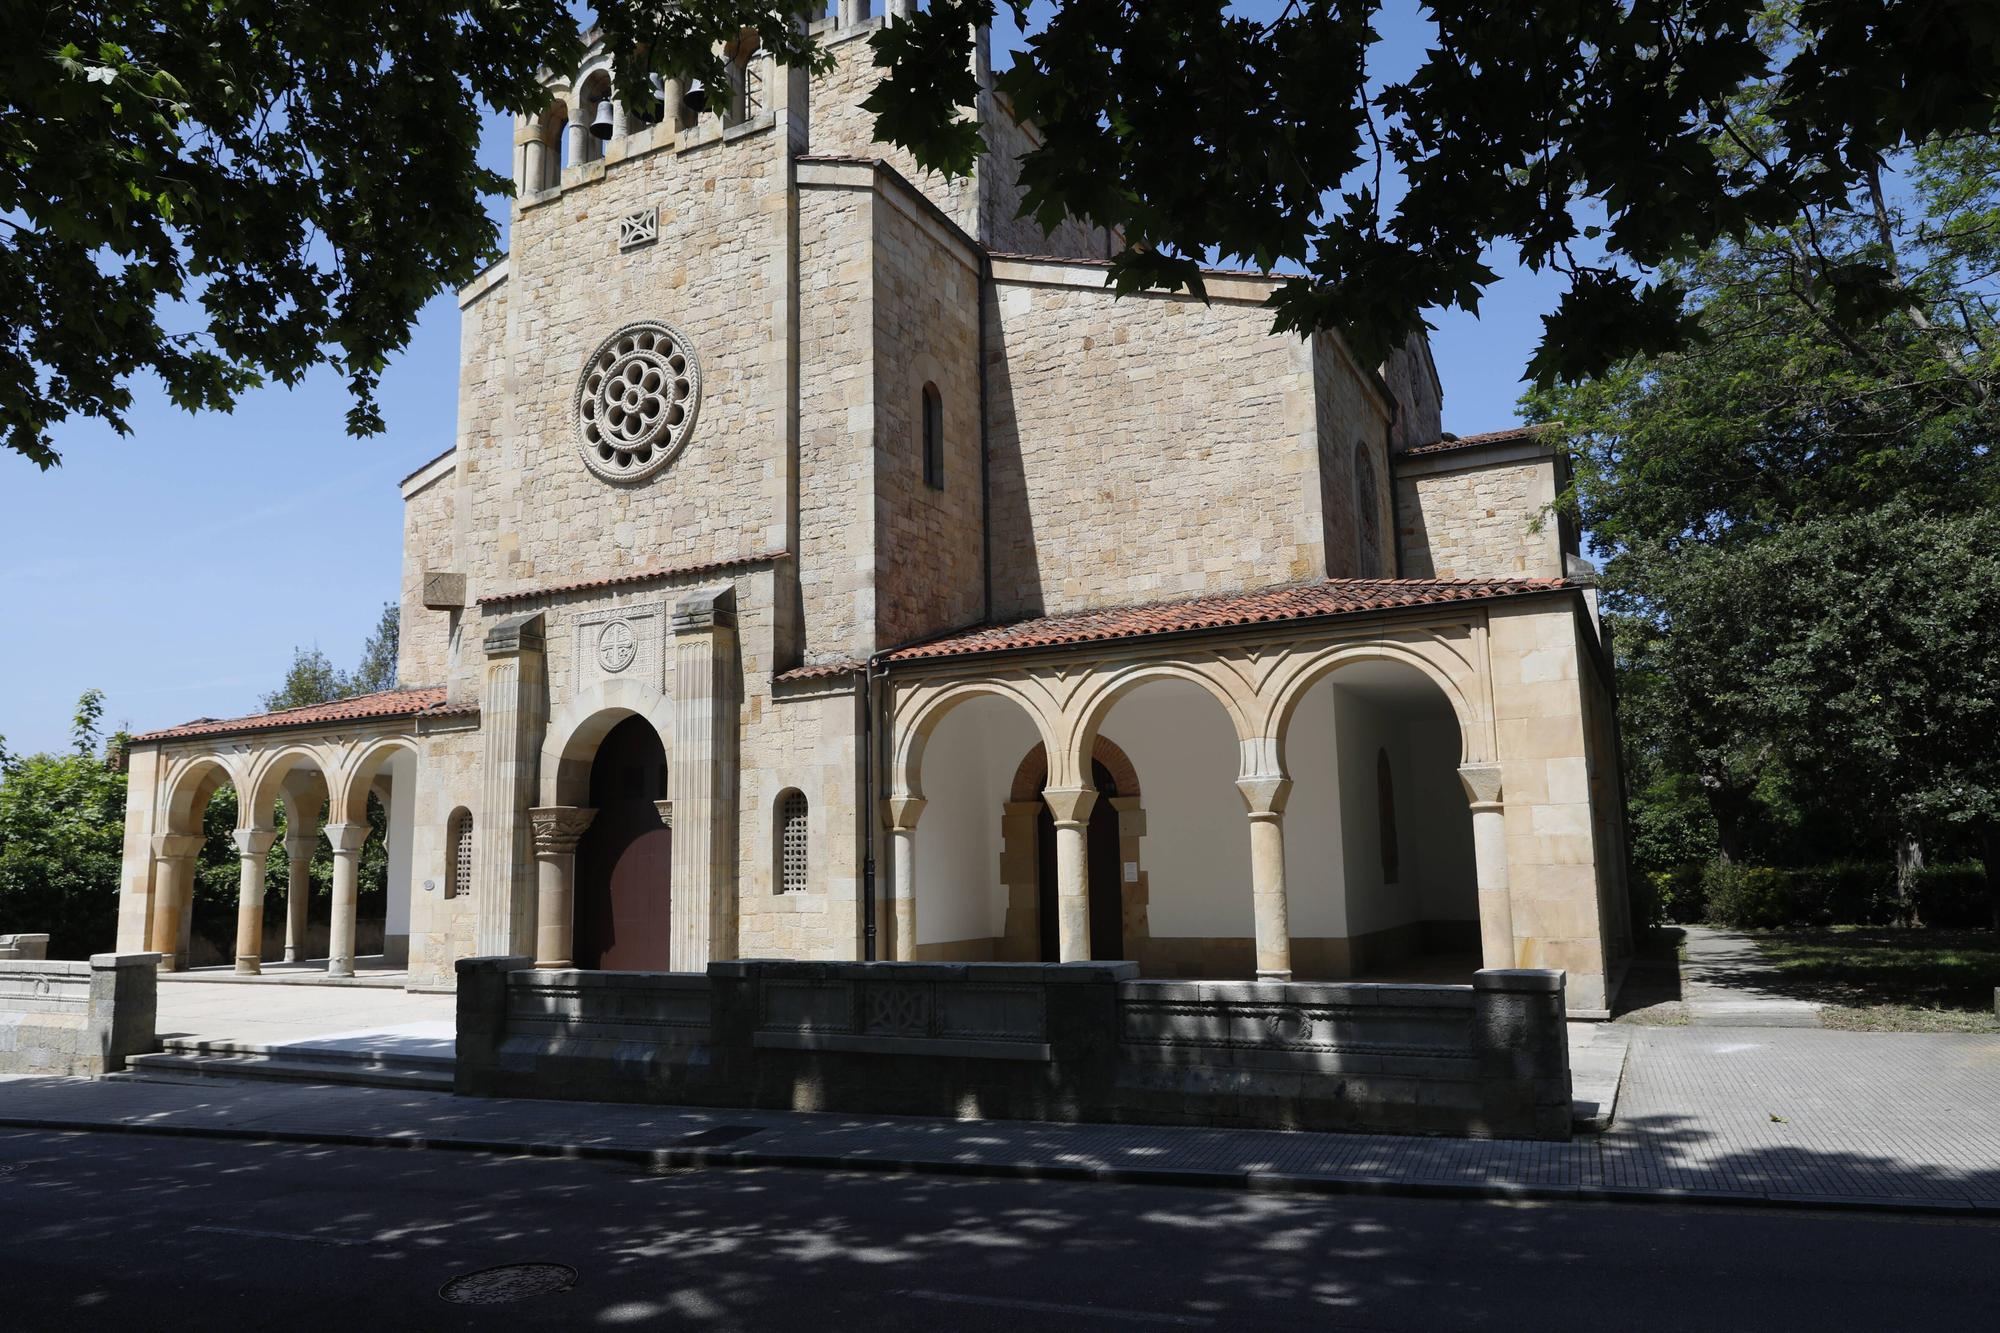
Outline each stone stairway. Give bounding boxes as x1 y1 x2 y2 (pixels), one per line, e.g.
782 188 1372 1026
115 1037 454 1094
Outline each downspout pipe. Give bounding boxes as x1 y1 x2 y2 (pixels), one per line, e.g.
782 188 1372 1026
859 650 889 961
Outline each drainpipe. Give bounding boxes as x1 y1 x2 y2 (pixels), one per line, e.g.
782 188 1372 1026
859 650 889 961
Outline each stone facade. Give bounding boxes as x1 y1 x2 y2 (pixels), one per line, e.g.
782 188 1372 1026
111 12 1631 1024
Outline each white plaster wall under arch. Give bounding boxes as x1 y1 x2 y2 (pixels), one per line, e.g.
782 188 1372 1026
1097 676 1250 944
910 692 1038 952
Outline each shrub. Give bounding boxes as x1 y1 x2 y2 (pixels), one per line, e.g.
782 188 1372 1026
1910 863 1993 929
1702 862 1792 929
1646 864 1707 924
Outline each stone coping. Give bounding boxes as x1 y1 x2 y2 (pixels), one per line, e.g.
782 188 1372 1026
707 958 1141 984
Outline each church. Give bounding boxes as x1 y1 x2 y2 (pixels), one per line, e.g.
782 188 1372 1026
111 8 1632 1017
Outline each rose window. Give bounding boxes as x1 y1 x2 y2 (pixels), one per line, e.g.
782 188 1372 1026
574 320 701 482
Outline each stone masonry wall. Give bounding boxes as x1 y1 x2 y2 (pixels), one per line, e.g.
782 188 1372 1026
406 723 483 989
871 188 985 647
448 121 793 707
986 269 1330 618
1395 458 1563 580
976 90 1114 260
796 184 877 663
807 24 979 236
1487 599 1610 1013
399 466 457 688
1381 334 1444 454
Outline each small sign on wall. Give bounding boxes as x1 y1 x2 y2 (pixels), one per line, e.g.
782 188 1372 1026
1123 862 1138 883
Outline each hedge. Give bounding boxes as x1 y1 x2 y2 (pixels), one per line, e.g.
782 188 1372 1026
1678 860 1994 929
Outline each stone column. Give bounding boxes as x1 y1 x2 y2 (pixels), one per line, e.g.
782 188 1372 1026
474 612 548 958
1458 764 1516 970
1236 773 1294 981
323 822 367 979
669 586 740 972
231 826 279 975
1042 786 1097 962
283 829 315 963
529 806 596 968
838 0 874 26
563 99 587 172
884 796 925 961
515 117 543 195
147 834 203 971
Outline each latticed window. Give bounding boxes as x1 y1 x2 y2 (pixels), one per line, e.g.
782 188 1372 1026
451 811 474 899
778 790 809 894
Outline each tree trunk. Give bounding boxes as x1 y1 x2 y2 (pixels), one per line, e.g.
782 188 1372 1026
1895 832 1925 926
1703 780 1752 866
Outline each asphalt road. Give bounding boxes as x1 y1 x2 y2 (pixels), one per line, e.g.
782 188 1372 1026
0 1128 1991 1331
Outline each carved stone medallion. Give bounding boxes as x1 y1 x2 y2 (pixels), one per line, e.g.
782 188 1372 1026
574 320 701 483
597 619 638 673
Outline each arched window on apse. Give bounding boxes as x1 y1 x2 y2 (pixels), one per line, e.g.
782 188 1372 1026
1376 747 1399 885
921 382 944 490
1354 436 1384 576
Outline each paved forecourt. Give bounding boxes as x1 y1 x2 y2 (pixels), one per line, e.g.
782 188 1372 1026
3 1025 1997 1215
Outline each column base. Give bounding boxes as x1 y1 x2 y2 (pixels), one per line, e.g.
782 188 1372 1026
234 956 262 976
1255 968 1293 983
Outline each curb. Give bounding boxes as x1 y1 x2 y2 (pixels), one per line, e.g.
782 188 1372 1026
3 1113 1993 1221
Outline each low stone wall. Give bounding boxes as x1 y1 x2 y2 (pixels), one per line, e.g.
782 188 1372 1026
0 935 50 961
0 953 160 1076
458 959 1572 1140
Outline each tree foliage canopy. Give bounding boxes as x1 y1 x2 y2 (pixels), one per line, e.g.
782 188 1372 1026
1528 104 1999 885
261 602 400 711
8 2 1998 466
0 690 128 957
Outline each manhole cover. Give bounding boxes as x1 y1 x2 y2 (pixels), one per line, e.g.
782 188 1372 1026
677 1125 766 1147
440 1263 577 1305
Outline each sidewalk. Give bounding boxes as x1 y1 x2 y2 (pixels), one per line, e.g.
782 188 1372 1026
4 1025 1995 1217
1680 926 1823 1026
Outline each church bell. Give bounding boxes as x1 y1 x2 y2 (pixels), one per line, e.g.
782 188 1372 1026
684 76 708 115
590 98 615 139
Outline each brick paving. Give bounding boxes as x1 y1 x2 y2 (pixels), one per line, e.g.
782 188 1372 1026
3 1025 1997 1214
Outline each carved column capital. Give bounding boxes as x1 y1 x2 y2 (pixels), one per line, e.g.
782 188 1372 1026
529 805 597 855
152 833 204 862
322 821 368 856
232 825 280 860
1041 785 1097 826
1457 763 1505 810
1234 773 1293 817
653 799 674 829
882 795 927 832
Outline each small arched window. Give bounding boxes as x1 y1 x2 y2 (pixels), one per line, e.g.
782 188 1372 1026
449 809 474 899
921 382 944 490
777 790 809 894
1375 749 1399 885
1354 436 1384 576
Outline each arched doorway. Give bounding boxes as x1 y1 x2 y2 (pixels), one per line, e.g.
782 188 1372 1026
1036 759 1124 961
574 715 671 970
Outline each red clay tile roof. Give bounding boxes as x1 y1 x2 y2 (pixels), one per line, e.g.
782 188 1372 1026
883 577 1573 666
1402 424 1552 457
775 660 866 684
478 551 790 607
133 688 469 743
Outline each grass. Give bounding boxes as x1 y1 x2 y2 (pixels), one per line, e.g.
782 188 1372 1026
1750 926 2000 1033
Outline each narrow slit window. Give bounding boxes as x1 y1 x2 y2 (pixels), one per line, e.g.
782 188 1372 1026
921 382 945 490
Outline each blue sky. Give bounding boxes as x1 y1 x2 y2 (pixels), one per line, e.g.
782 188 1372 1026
0 3 1571 755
